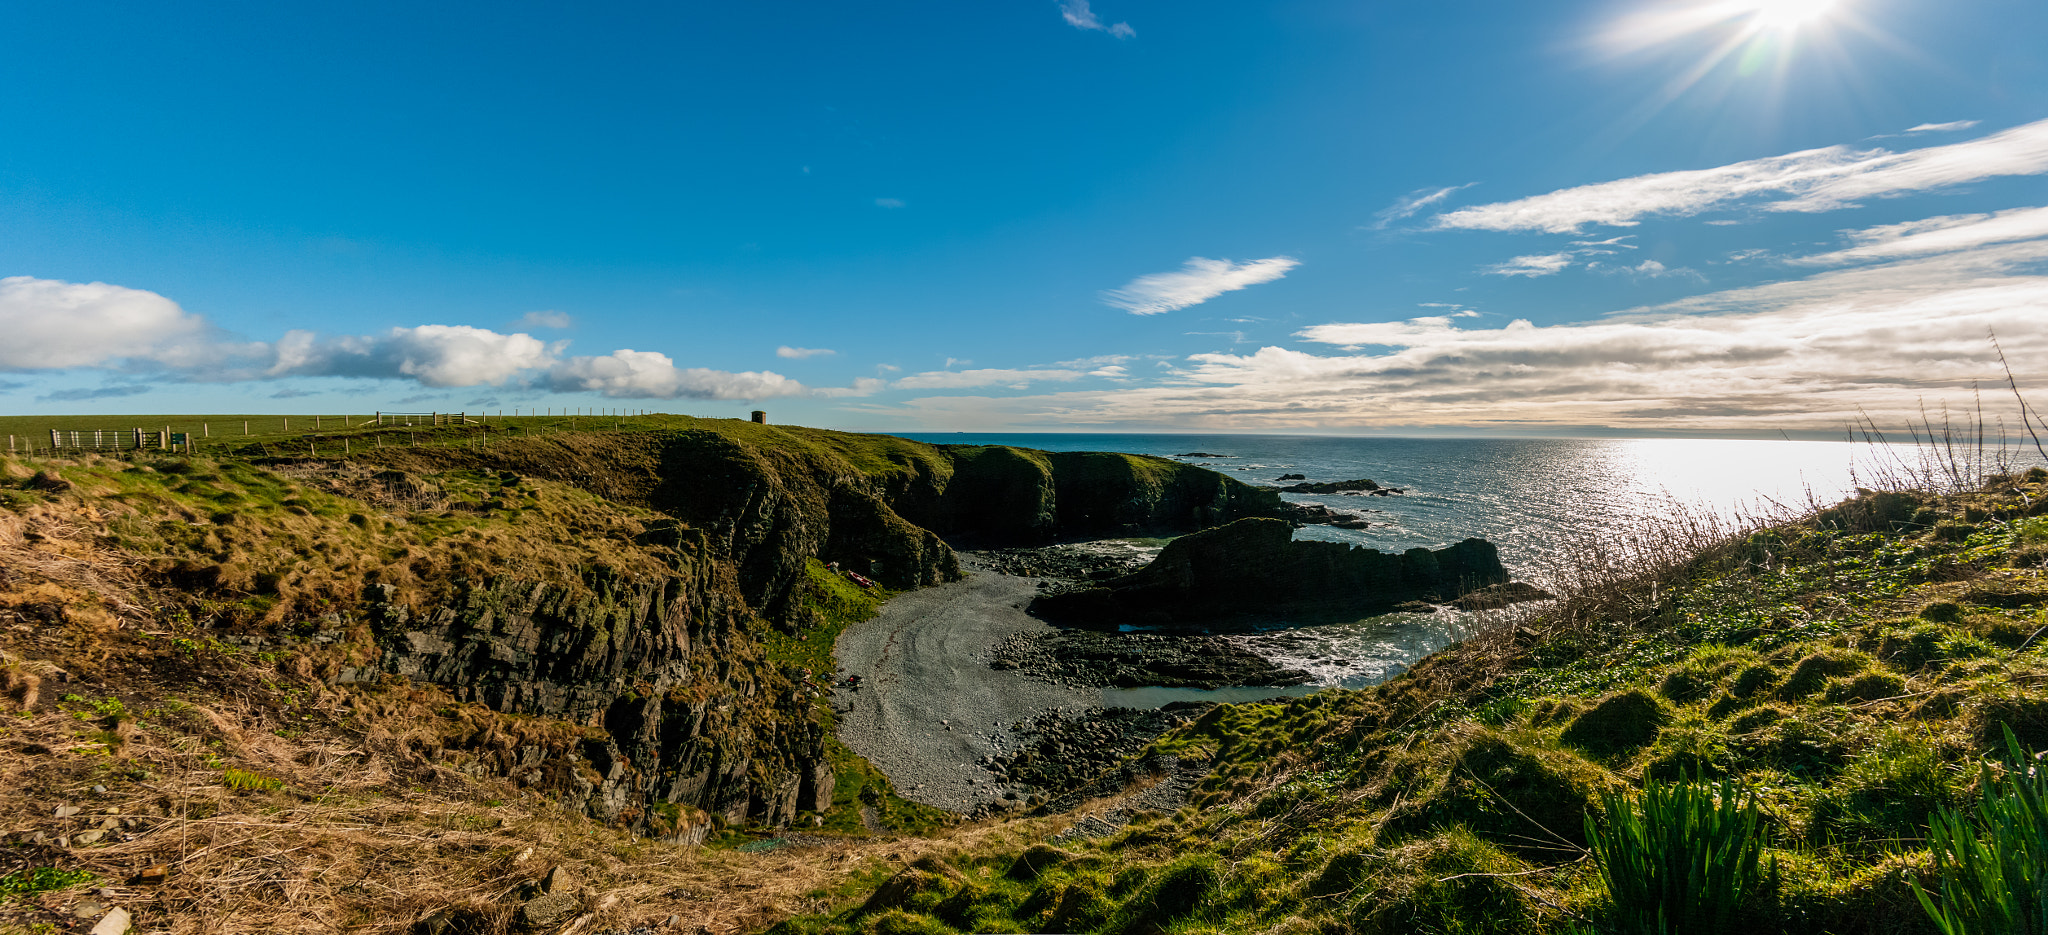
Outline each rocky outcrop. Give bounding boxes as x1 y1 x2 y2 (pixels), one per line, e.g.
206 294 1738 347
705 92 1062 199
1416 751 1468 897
892 446 1284 545
989 630 1310 689
368 429 1277 625
356 548 830 836
1033 517 1511 624
343 424 1283 835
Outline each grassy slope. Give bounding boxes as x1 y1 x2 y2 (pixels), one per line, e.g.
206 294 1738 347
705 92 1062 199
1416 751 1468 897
0 440 953 933
0 423 1206 933
775 470 2048 935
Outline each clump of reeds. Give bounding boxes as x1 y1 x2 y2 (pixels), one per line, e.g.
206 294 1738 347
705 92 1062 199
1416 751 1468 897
1586 773 1775 935
1916 725 2048 935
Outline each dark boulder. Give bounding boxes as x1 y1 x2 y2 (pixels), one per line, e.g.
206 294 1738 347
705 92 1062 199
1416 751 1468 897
1032 517 1511 624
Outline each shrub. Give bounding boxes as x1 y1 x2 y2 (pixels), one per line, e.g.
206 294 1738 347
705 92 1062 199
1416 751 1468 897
1729 664 1780 699
1916 726 2048 935
1352 831 1539 935
1562 690 1669 759
1810 730 1960 851
1006 844 1075 881
1382 729 1616 854
1826 672 1909 704
1586 774 1775 935
1113 857 1220 933
1658 668 1716 704
1779 651 1869 699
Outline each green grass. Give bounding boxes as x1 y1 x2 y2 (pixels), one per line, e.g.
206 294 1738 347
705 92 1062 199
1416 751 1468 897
771 476 2048 935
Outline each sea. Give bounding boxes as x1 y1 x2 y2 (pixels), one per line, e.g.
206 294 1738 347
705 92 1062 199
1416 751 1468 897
897 433 2044 706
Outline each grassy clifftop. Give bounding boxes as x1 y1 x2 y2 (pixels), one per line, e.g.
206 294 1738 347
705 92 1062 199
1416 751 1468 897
0 420 1286 933
780 468 2048 935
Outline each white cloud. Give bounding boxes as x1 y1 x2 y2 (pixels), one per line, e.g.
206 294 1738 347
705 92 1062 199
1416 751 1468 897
859 240 2048 433
1102 256 1300 314
1793 205 2048 265
815 377 886 398
894 368 1086 389
776 345 839 359
1435 118 2048 233
514 309 574 329
874 198 905 209
547 350 810 400
1906 120 1980 134
0 276 222 370
1486 253 1575 277
1599 259 1704 281
259 325 559 386
0 276 823 401
1057 0 1133 37
1370 184 1474 228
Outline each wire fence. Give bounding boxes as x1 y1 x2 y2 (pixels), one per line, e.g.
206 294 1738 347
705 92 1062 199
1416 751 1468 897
2 408 667 460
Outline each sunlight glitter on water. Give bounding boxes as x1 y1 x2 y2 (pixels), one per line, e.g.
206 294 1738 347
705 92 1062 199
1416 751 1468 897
905 433 2039 700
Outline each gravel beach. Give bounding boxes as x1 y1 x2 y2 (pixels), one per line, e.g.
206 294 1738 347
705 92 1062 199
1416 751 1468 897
833 561 1099 813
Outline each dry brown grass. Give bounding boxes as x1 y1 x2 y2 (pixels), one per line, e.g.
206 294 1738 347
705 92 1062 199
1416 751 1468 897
0 452 1065 935
0 624 1066 935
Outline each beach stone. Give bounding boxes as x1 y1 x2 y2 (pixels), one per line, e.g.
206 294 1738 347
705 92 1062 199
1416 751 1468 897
517 892 580 929
90 907 131 935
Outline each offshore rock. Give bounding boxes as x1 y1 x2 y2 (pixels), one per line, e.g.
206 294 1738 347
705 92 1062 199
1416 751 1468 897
1032 517 1510 624
1277 478 1404 495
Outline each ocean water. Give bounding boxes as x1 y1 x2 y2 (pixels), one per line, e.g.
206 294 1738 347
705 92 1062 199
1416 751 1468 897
898 433 2030 696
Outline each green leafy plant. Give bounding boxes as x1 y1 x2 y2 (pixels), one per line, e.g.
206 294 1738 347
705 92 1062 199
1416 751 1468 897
1586 773 1775 935
0 867 96 902
1916 725 2048 935
221 768 285 793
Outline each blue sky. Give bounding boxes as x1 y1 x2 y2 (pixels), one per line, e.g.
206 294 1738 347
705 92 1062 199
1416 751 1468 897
3 0 2047 436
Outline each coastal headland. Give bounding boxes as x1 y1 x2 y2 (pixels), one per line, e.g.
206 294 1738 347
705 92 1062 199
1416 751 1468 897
5 414 2041 935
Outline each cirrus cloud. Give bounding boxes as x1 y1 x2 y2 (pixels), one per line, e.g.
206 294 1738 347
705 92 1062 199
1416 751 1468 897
1057 0 1133 38
1102 256 1300 315
1434 118 2048 233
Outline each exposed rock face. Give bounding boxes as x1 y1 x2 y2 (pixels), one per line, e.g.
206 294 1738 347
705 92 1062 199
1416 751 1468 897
892 447 1284 545
361 555 829 836
351 425 1282 835
1033 517 1510 624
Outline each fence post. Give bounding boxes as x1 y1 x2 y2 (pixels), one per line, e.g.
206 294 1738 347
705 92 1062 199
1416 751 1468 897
244 420 250 435
50 429 58 450
162 426 171 451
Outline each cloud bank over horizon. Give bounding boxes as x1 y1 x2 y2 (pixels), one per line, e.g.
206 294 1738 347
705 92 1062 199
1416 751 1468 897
0 276 821 401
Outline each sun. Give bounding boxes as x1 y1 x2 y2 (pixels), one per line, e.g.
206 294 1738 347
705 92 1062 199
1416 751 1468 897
1743 0 1840 30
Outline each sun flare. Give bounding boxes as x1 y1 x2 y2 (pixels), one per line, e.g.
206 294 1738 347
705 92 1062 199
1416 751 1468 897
1744 0 1840 30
